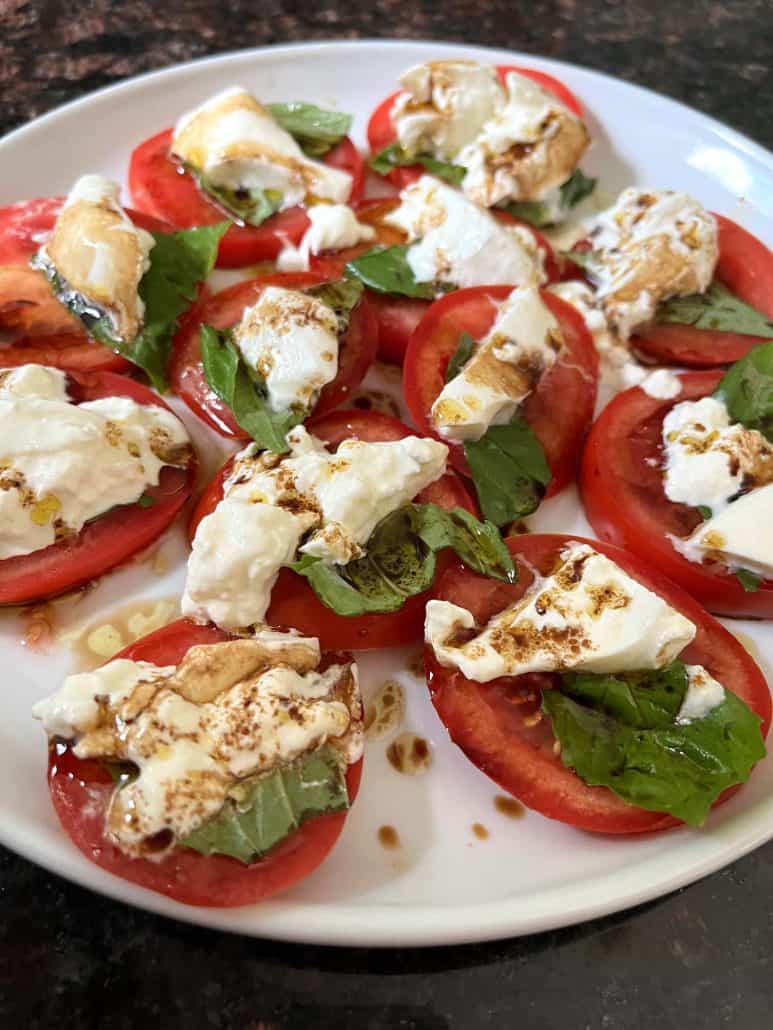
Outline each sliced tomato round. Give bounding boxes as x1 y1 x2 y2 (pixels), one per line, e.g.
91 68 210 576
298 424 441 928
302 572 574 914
169 270 378 439
128 129 364 269
403 285 598 492
189 409 478 651
0 372 196 606
581 371 773 617
47 617 362 907
426 533 771 834
633 215 773 367
366 64 584 189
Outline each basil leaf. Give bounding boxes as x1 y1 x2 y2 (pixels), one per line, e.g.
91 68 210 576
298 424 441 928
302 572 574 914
714 341 773 441
291 503 514 616
181 745 348 863
195 170 283 228
445 332 477 383
697 504 713 520
657 281 773 338
559 168 598 209
736 568 762 592
370 142 466 186
200 325 301 453
268 102 352 158
136 494 156 509
543 667 765 826
464 417 551 527
564 248 595 272
345 245 437 299
504 169 597 228
306 276 363 334
561 663 689 730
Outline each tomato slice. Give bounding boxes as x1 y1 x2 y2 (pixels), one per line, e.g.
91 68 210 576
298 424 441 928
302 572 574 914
427 533 771 834
633 215 773 367
47 617 362 907
0 200 170 373
0 372 196 606
188 409 478 651
366 64 584 189
581 371 773 617
128 129 364 269
403 285 598 494
169 270 378 439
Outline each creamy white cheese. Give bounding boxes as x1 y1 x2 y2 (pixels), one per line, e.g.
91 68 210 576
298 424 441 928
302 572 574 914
36 175 155 342
0 364 191 560
171 87 352 210
233 286 340 413
585 188 719 340
384 175 545 290
641 369 682 399
673 482 773 578
183 426 448 631
677 665 726 724
391 60 503 160
431 285 560 441
425 541 696 682
33 637 362 855
276 203 376 272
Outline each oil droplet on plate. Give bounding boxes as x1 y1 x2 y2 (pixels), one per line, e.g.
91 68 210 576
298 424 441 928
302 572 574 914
377 825 400 850
58 597 179 670
733 632 759 661
386 732 432 776
364 679 405 740
471 822 489 840
494 795 525 819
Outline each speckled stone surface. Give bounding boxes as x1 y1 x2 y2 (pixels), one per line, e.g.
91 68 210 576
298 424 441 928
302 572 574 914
2 2 773 1027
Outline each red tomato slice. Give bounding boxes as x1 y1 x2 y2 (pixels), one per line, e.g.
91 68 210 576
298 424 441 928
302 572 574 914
633 215 773 367
47 617 362 907
427 533 771 834
366 64 584 189
0 372 196 606
128 129 364 269
403 285 598 494
169 271 378 439
189 409 478 651
581 371 773 617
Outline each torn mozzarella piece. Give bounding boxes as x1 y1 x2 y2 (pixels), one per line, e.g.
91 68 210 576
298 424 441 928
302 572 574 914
677 665 726 724
233 286 340 412
425 541 696 682
458 71 590 208
431 285 561 441
391 60 504 160
171 87 352 209
672 482 773 578
640 369 682 399
384 175 545 290
33 637 362 856
276 203 376 271
0 363 191 560
585 188 718 340
36 174 155 342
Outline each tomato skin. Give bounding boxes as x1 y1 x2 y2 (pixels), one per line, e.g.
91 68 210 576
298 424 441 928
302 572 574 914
128 129 364 269
581 371 773 617
403 285 598 492
169 271 378 439
633 215 773 367
427 533 771 834
189 409 478 652
47 617 362 907
0 373 196 606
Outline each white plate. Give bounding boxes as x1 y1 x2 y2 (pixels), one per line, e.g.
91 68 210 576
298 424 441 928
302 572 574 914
2 40 773 948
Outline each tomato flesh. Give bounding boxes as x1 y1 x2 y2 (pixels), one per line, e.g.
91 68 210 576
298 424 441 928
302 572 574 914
188 409 478 651
403 285 598 493
0 372 196 605
581 371 773 617
128 129 364 268
427 533 771 833
169 271 378 439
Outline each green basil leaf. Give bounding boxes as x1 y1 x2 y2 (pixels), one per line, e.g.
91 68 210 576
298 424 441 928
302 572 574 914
136 494 156 509
543 670 765 826
200 325 301 453
345 245 437 299
657 281 773 338
370 142 466 186
445 332 477 383
559 168 598 209
504 169 597 228
291 503 514 616
268 102 352 157
195 170 283 228
697 504 713 520
564 248 595 272
464 417 551 527
714 341 773 441
181 745 348 863
736 568 762 593
560 662 689 730
306 276 363 335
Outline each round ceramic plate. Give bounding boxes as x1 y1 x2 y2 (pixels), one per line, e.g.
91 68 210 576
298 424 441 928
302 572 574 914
2 40 773 948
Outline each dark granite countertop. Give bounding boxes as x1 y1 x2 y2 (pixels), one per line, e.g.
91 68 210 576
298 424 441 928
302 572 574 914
2 2 773 1027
